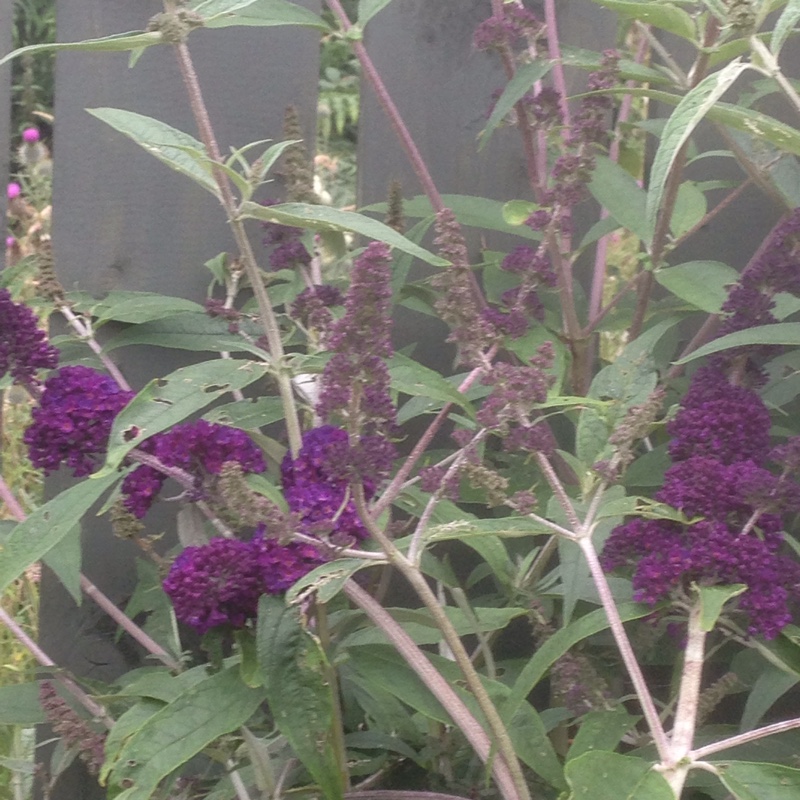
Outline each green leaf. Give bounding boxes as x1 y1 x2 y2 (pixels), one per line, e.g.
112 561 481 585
0 683 45 724
715 761 800 799
366 193 543 240
696 583 747 631
502 199 538 226
589 0 695 40
564 751 673 799
588 156 650 244
104 312 269 357
203 396 285 430
675 322 800 364
671 181 707 239
42 524 82 604
98 359 268 475
257 596 345 800
109 667 265 800
502 602 653 723
73 291 206 324
0 472 120 596
0 31 163 69
645 60 751 242
741 666 799 732
198 0 330 29
480 60 553 148
286 558 381 605
347 645 565 788
772 0 800 53
239 201 447 266
389 352 473 415
358 0 393 26
86 108 218 195
567 708 638 762
655 260 738 313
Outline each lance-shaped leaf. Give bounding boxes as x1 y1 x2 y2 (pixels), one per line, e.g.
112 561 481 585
0 31 163 69
358 0 393 26
196 0 330 29
239 201 448 266
674 322 800 364
480 60 553 148
695 583 748 632
715 761 800 799
772 0 800 54
564 751 673 799
108 667 265 800
86 108 219 196
590 0 695 40
0 471 120 596
645 60 751 242
97 359 268 475
257 596 345 800
655 260 739 313
588 156 650 244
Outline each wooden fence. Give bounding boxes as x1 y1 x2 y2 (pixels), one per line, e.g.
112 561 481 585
1 1 795 795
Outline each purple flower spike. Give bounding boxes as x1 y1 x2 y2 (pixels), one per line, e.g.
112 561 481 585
163 529 324 634
0 289 59 386
122 420 266 518
24 366 133 476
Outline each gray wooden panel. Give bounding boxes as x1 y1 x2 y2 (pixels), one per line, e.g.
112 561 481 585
0 0 11 271
357 0 617 363
41 3 320 796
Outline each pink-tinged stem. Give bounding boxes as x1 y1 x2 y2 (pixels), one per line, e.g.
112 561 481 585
589 33 649 322
324 0 444 212
372 351 496 518
579 537 671 761
0 474 181 669
58 305 132 392
0 604 115 728
343 581 522 800
542 0 570 129
691 717 800 760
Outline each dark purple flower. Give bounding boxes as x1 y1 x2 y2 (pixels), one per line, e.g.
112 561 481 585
0 288 59 386
281 426 384 542
482 306 529 339
261 198 311 270
163 537 266 634
24 366 133 477
473 5 541 51
290 284 344 331
122 420 266 518
254 532 325 593
667 366 771 464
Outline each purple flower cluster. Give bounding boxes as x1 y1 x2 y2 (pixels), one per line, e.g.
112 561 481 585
290 284 344 332
24 366 133 476
603 319 800 637
317 243 398 462
0 288 59 386
261 199 311 270
122 419 266 518
281 425 387 543
162 529 324 634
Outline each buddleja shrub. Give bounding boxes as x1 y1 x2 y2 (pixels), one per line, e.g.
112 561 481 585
3 1 800 799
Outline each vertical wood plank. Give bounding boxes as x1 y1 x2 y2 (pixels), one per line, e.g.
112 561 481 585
41 3 321 796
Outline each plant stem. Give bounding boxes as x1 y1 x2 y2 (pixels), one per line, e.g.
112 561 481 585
690 717 800 760
0 474 181 669
343 581 521 800
578 537 671 761
58 305 132 392
664 600 706 795
170 37 302 456
0 604 114 728
324 0 443 211
750 36 800 122
353 490 531 800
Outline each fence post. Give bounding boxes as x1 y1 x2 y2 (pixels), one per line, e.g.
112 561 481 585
40 3 320 796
